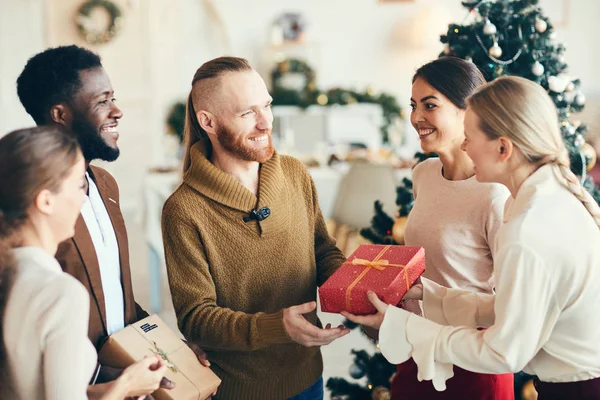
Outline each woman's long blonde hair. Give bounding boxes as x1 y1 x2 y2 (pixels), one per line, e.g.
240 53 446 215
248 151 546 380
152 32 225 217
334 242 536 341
467 76 600 228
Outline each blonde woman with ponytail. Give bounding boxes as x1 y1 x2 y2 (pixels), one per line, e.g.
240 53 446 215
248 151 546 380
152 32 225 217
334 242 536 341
344 76 600 400
0 126 167 400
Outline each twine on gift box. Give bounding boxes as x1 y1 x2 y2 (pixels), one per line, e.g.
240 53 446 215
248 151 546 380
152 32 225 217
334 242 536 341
344 245 409 311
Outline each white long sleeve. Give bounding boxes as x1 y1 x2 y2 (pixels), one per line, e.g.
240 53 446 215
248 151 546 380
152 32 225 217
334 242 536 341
4 247 97 400
380 244 559 389
421 277 495 328
42 278 96 400
380 165 600 389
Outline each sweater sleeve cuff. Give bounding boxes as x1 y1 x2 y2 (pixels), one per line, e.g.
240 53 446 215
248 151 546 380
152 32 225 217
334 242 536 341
256 310 293 345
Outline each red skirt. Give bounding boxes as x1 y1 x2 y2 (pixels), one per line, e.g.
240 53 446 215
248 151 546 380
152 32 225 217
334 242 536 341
534 376 600 400
391 359 514 400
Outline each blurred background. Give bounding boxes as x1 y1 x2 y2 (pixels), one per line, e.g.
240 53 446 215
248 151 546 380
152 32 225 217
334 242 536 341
1 1 599 399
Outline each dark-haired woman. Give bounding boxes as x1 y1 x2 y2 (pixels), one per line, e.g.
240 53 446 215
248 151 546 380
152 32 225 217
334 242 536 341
391 57 513 399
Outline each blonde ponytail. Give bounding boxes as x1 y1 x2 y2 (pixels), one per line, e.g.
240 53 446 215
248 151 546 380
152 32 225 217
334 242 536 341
552 159 600 228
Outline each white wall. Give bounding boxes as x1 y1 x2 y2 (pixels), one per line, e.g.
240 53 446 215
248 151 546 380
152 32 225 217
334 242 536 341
0 0 45 133
0 0 598 207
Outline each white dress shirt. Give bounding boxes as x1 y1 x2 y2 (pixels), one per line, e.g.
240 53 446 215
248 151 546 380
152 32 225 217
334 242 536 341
4 247 97 399
379 165 600 390
81 172 125 335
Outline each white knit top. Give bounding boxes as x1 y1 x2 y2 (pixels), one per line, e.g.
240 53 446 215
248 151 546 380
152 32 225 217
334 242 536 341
3 247 97 399
404 158 509 293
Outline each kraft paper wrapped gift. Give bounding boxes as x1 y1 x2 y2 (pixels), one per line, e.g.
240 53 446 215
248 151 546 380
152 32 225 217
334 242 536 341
98 314 221 400
319 244 425 315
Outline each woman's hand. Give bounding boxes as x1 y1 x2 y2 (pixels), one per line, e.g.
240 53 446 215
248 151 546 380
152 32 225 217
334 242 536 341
341 291 389 330
402 283 423 302
117 356 167 399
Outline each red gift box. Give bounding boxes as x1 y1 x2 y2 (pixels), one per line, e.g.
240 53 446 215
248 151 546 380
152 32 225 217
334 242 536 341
319 244 425 315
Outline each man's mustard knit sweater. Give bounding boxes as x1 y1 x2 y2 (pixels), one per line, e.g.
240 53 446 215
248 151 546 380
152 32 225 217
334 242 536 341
161 140 346 399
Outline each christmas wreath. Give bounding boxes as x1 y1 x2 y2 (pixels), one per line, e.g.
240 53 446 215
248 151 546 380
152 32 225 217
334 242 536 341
76 0 123 45
271 59 317 107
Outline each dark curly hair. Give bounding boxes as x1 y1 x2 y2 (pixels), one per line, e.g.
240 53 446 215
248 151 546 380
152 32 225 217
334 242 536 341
16 45 102 125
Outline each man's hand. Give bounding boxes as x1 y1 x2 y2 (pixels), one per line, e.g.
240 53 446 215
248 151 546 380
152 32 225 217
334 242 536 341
184 340 210 367
341 291 389 330
283 301 350 347
183 341 217 397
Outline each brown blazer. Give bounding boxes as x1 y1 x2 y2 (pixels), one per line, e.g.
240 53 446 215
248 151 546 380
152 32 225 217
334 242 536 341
56 165 148 352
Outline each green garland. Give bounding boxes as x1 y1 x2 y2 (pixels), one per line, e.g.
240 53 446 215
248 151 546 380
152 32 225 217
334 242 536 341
270 58 403 143
76 0 123 45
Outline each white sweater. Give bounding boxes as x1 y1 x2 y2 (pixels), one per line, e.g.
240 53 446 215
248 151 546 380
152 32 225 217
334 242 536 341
379 165 600 390
3 247 97 400
405 158 508 292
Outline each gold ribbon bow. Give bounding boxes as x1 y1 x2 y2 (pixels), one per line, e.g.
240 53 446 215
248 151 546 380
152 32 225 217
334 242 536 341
351 258 390 270
345 245 409 311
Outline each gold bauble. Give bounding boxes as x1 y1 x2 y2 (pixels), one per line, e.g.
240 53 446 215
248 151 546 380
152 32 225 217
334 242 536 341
521 379 538 400
580 142 597 172
316 94 328 105
392 216 408 245
488 43 502 58
371 386 391 400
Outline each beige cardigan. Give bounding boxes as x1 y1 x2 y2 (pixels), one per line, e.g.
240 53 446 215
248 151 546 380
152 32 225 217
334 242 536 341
3 247 97 399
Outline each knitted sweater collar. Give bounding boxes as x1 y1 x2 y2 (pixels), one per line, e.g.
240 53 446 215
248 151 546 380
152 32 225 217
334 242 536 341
183 138 285 213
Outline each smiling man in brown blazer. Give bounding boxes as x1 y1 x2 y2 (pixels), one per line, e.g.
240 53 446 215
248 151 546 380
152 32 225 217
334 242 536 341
16 45 208 386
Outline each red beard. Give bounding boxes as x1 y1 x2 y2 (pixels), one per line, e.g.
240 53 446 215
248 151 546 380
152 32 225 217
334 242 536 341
216 124 275 163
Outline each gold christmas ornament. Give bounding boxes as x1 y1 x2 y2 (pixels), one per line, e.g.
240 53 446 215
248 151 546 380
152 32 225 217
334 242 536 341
392 216 408 245
316 94 328 105
489 43 502 58
580 143 597 172
371 386 391 400
521 379 538 400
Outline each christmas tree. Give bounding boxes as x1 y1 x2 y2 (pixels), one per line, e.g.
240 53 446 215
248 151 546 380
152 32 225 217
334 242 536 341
442 0 599 202
331 1 598 399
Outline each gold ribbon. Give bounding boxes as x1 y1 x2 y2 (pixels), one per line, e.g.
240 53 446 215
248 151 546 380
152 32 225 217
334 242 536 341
344 245 410 311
